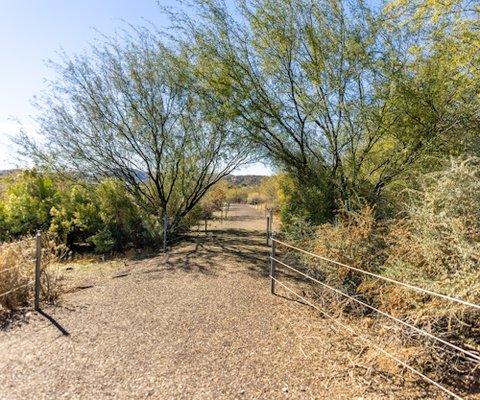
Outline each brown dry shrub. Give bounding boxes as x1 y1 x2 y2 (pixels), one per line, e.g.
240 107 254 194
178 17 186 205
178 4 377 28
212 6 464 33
384 158 480 304
0 235 61 313
285 158 480 386
307 205 388 294
378 158 480 381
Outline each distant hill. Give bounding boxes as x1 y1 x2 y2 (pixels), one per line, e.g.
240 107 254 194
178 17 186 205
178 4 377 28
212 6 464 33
0 169 19 178
224 175 266 187
0 169 267 188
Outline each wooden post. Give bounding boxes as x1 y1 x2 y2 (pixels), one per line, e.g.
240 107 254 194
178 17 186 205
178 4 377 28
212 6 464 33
34 231 41 311
163 213 168 252
270 235 276 294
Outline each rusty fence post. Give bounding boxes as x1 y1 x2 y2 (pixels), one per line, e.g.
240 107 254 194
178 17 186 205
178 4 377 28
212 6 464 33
34 231 41 311
270 234 276 294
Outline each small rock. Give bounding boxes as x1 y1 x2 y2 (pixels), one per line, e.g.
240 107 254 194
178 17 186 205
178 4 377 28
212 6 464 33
238 389 245 395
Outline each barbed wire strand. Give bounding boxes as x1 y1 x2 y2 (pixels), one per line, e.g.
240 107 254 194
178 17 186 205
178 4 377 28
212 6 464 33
0 282 34 299
271 256 480 363
271 277 464 400
0 266 25 275
272 238 480 311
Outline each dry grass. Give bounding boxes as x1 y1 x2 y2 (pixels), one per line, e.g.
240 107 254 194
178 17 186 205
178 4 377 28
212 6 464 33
0 235 61 313
277 158 480 393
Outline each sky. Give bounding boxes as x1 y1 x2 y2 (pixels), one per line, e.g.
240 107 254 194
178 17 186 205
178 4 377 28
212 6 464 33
0 0 271 175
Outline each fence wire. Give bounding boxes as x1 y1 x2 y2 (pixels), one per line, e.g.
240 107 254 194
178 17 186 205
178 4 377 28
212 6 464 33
0 281 34 299
269 236 480 400
271 277 464 400
271 256 480 364
272 238 480 311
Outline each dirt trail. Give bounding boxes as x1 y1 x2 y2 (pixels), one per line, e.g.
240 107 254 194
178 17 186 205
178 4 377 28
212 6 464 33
0 204 442 399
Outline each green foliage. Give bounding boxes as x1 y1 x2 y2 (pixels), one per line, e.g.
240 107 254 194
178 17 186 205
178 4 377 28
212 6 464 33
278 172 334 229
0 172 160 252
18 28 248 237
385 157 480 300
0 171 58 237
89 228 115 254
179 0 480 225
49 183 101 245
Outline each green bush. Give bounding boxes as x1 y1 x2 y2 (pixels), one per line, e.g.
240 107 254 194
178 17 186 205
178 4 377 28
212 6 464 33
0 172 160 253
278 172 335 232
89 228 115 253
0 171 58 238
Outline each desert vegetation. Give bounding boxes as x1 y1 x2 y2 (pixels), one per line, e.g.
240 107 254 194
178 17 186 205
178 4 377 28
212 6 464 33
1 0 479 395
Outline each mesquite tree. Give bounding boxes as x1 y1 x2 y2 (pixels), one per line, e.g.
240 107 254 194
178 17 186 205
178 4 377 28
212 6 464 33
178 0 478 222
18 30 248 233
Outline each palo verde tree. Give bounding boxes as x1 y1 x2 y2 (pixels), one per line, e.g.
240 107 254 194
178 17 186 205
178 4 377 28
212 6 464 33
18 29 248 234
177 0 479 223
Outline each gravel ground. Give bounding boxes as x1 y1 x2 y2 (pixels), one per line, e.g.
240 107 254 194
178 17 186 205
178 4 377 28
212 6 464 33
0 204 450 399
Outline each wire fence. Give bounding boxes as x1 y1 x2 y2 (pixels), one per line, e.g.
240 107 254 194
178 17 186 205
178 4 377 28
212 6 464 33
267 225 480 400
0 231 43 311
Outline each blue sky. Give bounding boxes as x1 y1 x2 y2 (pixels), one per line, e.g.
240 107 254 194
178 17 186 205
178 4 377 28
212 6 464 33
0 0 270 175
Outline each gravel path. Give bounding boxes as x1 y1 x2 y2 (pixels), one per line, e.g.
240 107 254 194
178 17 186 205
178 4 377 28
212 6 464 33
0 204 445 399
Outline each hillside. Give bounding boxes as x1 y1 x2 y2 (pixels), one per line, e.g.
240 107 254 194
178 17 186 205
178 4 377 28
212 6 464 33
224 175 266 187
0 169 18 177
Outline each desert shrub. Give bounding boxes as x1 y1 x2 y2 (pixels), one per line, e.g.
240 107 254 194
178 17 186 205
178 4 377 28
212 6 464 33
1 173 161 253
225 186 250 203
247 192 263 205
0 171 59 239
282 214 316 244
278 172 335 229
199 180 229 221
93 179 159 250
377 158 480 350
0 235 60 312
311 205 387 287
285 158 480 310
89 228 115 253
258 175 281 210
385 158 480 299
282 206 388 304
201 180 228 211
281 158 480 383
49 183 102 247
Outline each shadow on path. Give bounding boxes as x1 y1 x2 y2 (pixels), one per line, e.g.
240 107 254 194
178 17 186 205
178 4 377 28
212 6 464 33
37 309 70 336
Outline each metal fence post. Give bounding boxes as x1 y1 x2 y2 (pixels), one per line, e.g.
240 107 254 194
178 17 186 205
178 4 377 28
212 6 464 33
34 231 41 311
266 215 270 245
269 209 273 236
270 235 276 294
163 213 168 252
